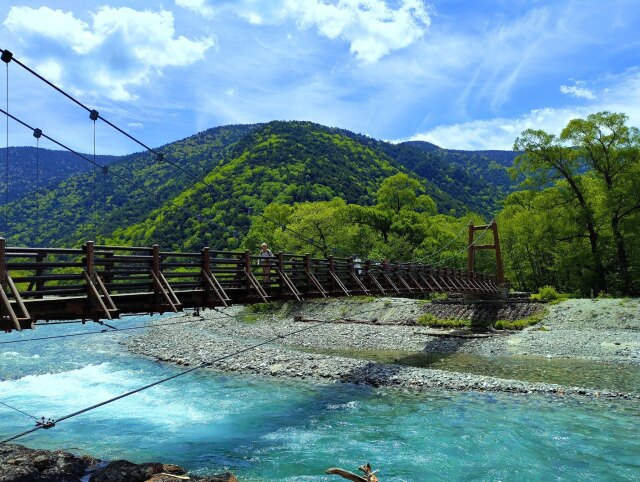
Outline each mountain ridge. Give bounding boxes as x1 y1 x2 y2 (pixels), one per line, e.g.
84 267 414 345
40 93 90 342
2 120 521 249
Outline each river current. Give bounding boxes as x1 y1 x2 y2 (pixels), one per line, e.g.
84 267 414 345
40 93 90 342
1 317 638 481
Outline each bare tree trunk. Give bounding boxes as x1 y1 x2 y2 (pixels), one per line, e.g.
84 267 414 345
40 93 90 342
611 215 633 294
325 468 367 482
326 463 380 482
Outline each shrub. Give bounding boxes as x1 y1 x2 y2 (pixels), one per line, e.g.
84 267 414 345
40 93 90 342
417 313 469 328
531 286 569 303
494 310 547 330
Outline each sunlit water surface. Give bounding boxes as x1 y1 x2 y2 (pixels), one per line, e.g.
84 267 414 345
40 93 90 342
1 319 638 481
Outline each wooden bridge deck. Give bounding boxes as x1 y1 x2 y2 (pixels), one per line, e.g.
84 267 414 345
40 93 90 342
0 239 502 332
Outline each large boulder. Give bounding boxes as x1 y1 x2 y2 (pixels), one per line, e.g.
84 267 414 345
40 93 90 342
0 443 91 482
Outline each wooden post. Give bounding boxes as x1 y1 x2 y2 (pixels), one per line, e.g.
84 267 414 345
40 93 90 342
152 244 161 276
304 253 311 293
84 241 95 277
467 221 474 275
277 251 284 296
0 238 6 291
244 250 252 292
201 246 210 305
492 221 505 285
201 246 210 272
328 255 335 293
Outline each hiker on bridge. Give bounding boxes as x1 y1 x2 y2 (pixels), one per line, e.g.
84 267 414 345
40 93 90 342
259 243 274 283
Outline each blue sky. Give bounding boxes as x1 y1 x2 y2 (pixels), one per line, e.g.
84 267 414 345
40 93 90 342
1 0 639 154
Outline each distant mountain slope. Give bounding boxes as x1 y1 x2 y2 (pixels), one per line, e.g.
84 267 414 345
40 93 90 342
4 124 257 246
110 121 468 249
0 147 119 202
5 120 521 249
397 141 521 215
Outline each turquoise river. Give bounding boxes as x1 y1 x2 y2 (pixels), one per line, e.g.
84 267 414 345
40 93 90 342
1 317 638 481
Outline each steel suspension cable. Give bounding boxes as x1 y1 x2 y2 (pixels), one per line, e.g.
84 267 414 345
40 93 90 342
3 49 206 187
4 58 8 235
435 219 494 267
423 222 469 262
0 400 39 421
93 119 97 241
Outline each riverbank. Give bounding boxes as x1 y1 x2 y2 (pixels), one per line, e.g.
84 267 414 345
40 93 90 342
0 443 237 482
125 298 640 399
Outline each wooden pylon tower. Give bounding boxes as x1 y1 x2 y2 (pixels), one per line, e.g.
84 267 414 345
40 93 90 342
467 220 505 285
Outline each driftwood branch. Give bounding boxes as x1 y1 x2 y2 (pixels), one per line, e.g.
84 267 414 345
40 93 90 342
325 468 367 482
326 464 379 482
295 316 411 326
411 330 498 338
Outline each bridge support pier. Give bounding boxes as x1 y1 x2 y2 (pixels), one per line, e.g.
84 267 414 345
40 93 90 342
462 288 508 304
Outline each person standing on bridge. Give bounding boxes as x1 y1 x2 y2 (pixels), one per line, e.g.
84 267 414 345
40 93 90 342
259 243 273 283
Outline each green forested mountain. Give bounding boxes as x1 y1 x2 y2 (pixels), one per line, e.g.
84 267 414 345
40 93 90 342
399 141 521 215
3 120 504 249
0 147 119 202
109 121 467 250
3 124 257 246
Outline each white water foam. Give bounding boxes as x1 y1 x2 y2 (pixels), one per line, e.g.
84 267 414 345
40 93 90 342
0 362 215 430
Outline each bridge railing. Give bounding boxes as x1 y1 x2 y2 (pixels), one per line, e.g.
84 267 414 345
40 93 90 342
0 238 504 331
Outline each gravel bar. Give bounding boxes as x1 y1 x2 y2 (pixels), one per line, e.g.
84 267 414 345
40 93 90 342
125 298 640 400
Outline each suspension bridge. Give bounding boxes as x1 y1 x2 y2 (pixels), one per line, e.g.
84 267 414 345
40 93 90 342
0 47 507 333
0 225 505 332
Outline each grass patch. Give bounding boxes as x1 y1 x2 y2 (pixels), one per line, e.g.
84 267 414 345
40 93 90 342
417 307 549 332
351 295 377 302
493 309 547 330
239 301 286 323
417 313 470 328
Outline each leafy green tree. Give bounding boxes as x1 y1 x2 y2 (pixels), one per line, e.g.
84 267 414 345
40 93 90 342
510 111 640 295
514 127 606 292
560 112 640 294
376 173 432 214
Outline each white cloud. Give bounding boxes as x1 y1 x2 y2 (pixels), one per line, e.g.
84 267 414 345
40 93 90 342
127 122 144 128
4 6 214 101
177 0 431 63
560 82 596 100
409 107 589 150
35 59 63 84
408 68 640 150
5 7 98 54
175 0 215 18
286 0 431 63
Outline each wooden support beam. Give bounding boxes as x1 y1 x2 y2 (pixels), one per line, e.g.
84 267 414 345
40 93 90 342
276 252 302 301
201 247 231 307
305 254 328 297
328 256 350 297
0 283 21 331
6 275 31 324
393 267 415 293
244 269 270 303
202 269 230 307
83 271 114 320
151 272 179 313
